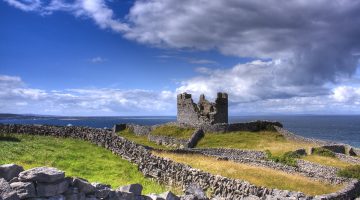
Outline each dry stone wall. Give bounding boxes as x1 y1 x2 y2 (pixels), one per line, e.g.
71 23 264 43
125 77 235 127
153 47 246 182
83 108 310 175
160 148 348 184
1 124 360 200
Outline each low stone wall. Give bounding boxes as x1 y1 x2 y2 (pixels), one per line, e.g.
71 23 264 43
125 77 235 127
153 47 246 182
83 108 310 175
1 124 359 200
148 134 189 148
314 179 360 200
0 164 181 200
349 147 360 156
274 126 329 145
198 121 283 133
160 148 347 185
319 145 346 154
335 153 360 165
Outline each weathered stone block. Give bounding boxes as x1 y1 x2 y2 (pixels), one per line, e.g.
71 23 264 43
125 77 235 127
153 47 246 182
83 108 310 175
72 178 95 194
10 182 36 199
19 167 64 183
36 180 69 197
117 184 143 196
0 178 19 200
0 164 24 182
159 191 179 200
92 182 111 199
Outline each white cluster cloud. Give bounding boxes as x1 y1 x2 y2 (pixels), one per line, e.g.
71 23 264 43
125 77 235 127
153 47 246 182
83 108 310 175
4 0 129 31
1 74 360 115
0 75 176 116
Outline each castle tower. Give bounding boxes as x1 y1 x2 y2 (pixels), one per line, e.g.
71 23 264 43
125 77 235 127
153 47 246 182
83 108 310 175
177 92 228 125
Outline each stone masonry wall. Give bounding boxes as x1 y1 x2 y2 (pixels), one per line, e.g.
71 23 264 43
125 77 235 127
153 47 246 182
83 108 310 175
177 93 228 125
1 124 360 200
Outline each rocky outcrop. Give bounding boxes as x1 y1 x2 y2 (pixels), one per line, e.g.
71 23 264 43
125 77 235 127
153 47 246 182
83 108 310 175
0 164 181 200
1 124 359 200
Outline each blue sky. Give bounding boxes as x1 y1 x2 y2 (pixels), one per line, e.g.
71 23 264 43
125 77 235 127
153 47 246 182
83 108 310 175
1 0 360 116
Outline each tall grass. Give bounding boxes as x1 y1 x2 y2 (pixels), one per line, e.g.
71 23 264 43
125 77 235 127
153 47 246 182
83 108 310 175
117 129 171 150
196 131 316 156
153 151 343 196
303 155 353 169
151 125 195 139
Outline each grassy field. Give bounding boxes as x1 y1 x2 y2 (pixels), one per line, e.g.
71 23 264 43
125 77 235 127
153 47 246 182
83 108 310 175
196 131 316 156
153 151 343 196
302 155 353 169
0 134 171 194
151 125 195 139
117 128 170 150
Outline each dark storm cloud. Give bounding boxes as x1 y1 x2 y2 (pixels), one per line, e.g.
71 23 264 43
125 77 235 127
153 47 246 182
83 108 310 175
125 0 360 86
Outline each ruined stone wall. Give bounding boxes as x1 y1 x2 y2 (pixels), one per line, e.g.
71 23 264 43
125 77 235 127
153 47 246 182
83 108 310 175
1 124 360 200
177 93 228 125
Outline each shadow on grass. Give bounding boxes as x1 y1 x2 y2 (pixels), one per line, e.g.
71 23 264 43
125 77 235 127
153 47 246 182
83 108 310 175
0 136 21 142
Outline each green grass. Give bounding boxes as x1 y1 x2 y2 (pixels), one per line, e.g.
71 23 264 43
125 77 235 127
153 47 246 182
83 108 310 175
151 125 195 139
337 165 360 179
303 155 353 169
153 151 343 196
0 134 171 194
265 150 301 167
117 129 171 150
196 131 316 156
311 147 336 157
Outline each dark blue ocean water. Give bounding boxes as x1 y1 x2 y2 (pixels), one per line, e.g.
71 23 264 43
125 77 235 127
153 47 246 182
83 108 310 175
1 115 359 148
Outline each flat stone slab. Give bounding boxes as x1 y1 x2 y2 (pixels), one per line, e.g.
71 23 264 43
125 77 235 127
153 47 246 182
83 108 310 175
18 167 65 183
36 180 69 197
0 164 24 181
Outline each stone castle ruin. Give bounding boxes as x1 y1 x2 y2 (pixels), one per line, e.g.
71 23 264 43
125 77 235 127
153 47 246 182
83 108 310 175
177 92 228 125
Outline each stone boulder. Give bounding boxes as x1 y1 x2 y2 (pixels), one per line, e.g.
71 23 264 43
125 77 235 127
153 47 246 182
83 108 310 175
159 191 180 200
72 178 95 194
36 179 69 197
18 167 65 183
117 183 143 196
0 178 19 200
0 164 24 182
10 182 36 199
184 184 208 200
92 182 111 199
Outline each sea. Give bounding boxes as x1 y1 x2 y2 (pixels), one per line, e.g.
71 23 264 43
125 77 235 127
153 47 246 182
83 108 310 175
1 115 360 148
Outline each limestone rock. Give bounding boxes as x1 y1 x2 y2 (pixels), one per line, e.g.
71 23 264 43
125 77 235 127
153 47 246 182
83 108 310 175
159 191 179 200
18 167 64 183
92 182 111 199
146 194 164 200
10 182 36 199
47 195 65 200
0 164 24 182
184 184 208 200
72 178 96 194
117 184 143 196
36 179 69 197
115 191 137 200
0 178 19 200
64 187 85 200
